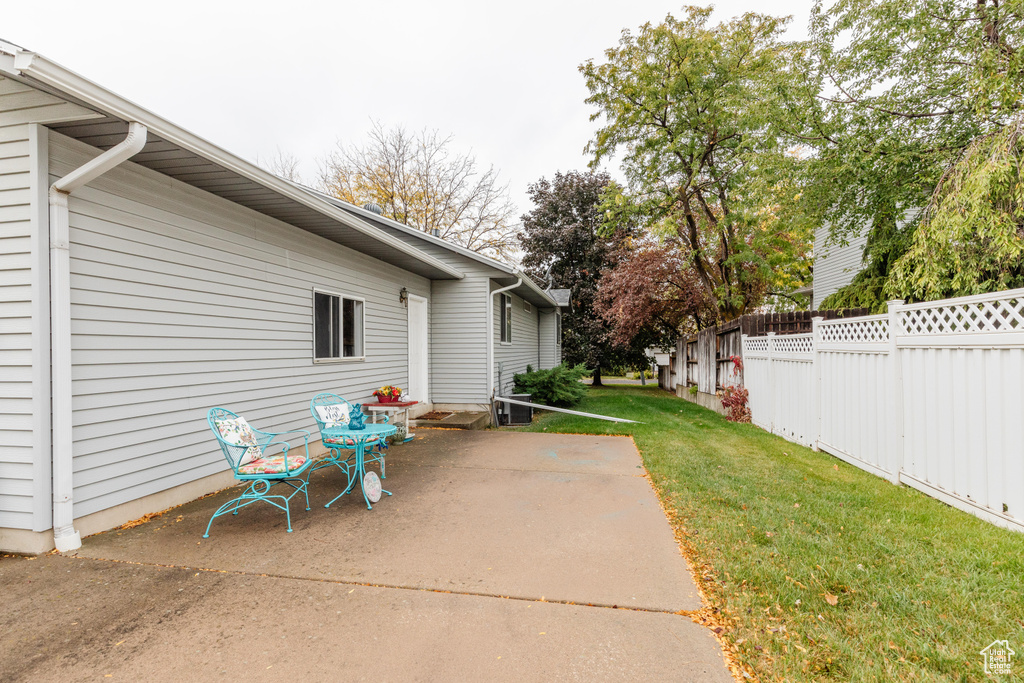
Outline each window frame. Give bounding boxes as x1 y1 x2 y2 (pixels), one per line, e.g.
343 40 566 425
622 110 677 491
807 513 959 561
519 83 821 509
499 293 512 345
555 312 562 345
312 288 366 363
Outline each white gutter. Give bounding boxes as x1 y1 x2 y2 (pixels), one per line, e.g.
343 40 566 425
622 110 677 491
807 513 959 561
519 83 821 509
49 122 148 552
10 51 463 282
487 278 522 399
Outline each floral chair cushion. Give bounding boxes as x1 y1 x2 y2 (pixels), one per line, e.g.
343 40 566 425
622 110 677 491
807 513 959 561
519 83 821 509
214 416 262 466
324 434 380 447
315 404 351 428
237 454 308 475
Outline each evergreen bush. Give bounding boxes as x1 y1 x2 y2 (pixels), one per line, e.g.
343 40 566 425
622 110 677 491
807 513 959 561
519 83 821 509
512 363 588 407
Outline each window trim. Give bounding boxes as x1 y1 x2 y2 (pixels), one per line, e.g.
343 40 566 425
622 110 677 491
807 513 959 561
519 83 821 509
499 293 512 345
312 288 366 363
555 312 561 345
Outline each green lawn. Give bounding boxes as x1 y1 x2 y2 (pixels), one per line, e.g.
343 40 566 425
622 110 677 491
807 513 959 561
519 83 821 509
507 385 1024 682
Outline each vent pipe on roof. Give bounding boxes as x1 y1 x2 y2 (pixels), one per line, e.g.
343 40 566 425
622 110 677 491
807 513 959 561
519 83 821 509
49 122 148 552
363 202 383 215
431 228 440 237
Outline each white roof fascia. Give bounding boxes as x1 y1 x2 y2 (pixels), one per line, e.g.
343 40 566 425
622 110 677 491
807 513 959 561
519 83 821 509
7 51 464 281
323 194 560 307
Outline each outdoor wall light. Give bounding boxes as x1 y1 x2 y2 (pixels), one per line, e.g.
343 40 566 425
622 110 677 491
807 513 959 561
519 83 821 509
399 287 408 306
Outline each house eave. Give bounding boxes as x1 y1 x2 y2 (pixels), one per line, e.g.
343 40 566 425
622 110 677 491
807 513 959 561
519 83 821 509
3 50 464 281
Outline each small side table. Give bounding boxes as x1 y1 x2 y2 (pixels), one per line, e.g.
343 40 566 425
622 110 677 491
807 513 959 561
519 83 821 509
363 401 419 443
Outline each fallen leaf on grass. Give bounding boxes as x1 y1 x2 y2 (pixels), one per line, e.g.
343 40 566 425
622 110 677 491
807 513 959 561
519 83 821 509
824 593 838 606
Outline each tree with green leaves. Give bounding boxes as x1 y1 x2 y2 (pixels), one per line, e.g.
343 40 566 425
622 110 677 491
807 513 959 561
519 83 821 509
581 7 813 321
801 0 1024 307
887 120 1024 300
519 170 645 386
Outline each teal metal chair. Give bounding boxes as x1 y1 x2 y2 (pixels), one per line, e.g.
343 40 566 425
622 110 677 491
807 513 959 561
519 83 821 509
205 407 313 537
309 393 389 479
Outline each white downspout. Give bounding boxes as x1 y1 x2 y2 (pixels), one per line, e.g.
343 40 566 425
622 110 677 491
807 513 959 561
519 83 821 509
486 277 522 400
49 123 147 552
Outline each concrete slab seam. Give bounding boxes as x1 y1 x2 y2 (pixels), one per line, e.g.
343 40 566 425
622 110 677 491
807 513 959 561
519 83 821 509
66 553 702 618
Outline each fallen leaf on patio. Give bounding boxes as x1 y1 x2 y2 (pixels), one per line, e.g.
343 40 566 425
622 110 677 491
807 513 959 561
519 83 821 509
115 640 125 646
539 632 546 635
824 593 838 606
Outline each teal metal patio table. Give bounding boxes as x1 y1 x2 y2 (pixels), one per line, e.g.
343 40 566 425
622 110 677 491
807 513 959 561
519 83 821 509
322 422 397 510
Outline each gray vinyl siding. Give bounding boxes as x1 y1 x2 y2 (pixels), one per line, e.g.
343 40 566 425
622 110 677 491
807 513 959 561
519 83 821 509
50 131 429 520
429 275 489 402
0 120 35 531
493 288 540 396
538 309 560 370
362 226 495 404
813 224 867 308
0 74 93 531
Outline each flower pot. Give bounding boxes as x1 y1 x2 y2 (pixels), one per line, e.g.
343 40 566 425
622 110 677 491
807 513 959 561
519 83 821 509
376 395 400 403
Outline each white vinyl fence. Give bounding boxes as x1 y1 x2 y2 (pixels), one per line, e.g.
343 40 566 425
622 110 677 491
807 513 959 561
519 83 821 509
742 289 1024 532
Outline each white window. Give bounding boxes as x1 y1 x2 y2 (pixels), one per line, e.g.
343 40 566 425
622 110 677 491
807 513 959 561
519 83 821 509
500 293 512 343
313 289 364 361
556 313 562 343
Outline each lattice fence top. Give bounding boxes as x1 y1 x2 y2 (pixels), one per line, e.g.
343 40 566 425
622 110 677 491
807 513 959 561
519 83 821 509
773 334 814 354
819 318 889 344
900 295 1024 335
744 337 770 352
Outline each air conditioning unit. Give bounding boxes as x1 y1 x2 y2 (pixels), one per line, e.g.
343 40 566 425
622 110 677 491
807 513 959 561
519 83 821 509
507 394 533 425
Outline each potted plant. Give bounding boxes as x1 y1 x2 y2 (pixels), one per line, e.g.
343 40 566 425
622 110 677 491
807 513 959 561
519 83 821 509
373 385 403 403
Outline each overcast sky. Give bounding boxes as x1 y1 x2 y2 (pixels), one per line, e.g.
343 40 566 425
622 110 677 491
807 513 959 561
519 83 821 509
4 0 814 218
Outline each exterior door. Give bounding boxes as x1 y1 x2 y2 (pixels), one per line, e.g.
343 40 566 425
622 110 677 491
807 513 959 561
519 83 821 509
407 294 429 403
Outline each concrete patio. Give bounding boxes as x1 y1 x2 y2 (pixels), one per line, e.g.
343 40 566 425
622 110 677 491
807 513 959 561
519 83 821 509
0 430 732 682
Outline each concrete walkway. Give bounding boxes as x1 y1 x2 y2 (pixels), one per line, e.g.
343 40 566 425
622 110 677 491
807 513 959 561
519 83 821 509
0 431 732 682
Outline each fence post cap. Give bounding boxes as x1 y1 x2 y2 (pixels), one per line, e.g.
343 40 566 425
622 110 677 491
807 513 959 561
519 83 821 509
886 299 905 309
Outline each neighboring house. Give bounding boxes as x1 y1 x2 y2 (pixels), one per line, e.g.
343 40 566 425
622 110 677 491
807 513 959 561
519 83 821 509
810 224 868 309
0 44 563 554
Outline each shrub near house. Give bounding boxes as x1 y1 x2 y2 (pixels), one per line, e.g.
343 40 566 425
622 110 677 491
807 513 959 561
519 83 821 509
513 364 587 407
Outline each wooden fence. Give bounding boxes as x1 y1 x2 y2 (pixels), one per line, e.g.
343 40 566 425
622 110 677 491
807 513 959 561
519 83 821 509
677 309 868 395
742 289 1024 533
